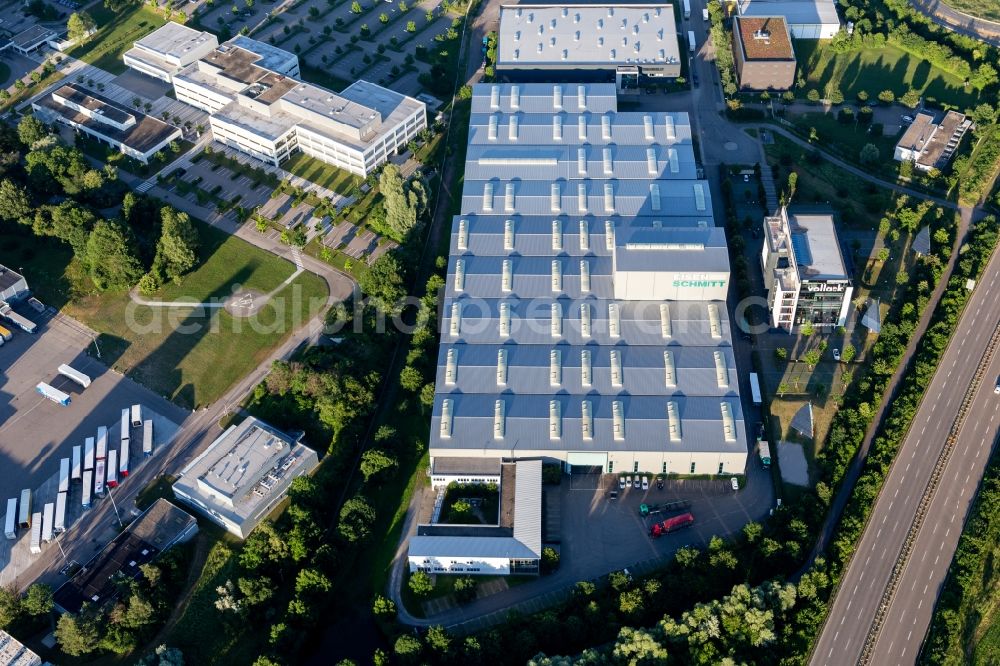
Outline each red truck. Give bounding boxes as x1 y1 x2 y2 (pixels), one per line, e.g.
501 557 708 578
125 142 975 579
649 512 694 538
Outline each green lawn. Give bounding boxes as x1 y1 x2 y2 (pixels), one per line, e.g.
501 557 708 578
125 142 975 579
786 112 898 168
282 152 362 196
795 40 985 109
65 223 329 408
67 5 168 75
945 0 1000 22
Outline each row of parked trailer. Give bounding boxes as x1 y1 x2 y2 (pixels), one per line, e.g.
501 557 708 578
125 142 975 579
4 404 155 555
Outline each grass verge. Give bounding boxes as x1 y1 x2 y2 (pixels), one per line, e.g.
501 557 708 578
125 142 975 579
282 151 361 195
67 5 169 75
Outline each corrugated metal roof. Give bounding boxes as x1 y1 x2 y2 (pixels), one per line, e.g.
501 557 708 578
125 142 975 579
468 111 693 147
512 460 542 556
471 82 618 114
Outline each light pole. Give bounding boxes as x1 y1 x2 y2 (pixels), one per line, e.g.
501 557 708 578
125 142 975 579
107 488 124 529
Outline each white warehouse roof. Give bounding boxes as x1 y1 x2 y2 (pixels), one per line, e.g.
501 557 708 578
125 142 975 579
497 4 681 68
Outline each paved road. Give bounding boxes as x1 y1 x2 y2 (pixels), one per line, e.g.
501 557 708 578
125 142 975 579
909 0 1000 47
810 239 1000 665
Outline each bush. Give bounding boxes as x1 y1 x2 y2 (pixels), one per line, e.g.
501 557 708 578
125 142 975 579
408 571 433 597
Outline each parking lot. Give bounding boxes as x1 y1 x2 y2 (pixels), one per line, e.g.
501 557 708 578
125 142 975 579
0 307 188 504
552 463 773 582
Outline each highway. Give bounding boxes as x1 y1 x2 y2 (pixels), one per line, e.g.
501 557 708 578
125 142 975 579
811 242 1000 665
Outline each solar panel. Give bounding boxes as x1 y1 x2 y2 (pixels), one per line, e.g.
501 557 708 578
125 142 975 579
790 402 814 439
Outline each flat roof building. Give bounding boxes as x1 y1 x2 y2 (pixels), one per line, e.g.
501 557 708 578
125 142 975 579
32 84 182 164
496 5 682 91
732 16 796 90
135 24 427 176
429 83 748 479
736 0 840 39
894 110 971 172
0 629 42 666
409 460 542 576
761 206 852 331
5 25 57 55
123 21 219 82
53 499 197 614
172 417 319 538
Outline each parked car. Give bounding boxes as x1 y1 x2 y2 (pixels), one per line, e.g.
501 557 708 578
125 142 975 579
901 115 914 124
625 475 632 489
656 476 664 490
633 476 641 489
995 376 1000 394
619 476 627 490
743 174 750 182
833 348 841 361
641 476 649 490
608 490 619 500
731 477 740 491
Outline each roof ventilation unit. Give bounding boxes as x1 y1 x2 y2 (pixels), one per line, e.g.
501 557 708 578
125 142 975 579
603 182 614 213
553 114 563 140
578 182 588 213
605 220 615 250
551 259 563 292
550 349 562 386
449 302 461 337
499 302 511 337
581 400 594 439
577 147 587 175
501 259 513 292
504 218 515 250
602 147 613 175
482 181 494 211
488 114 499 140
552 219 563 250
549 400 562 440
490 85 500 109
580 303 592 337
659 304 671 338
493 400 506 439
721 402 736 441
578 115 587 140
665 115 676 140
550 303 562 337
504 182 515 212
551 184 562 213
508 114 519 140
601 114 612 140
612 400 625 440
581 349 593 386
643 115 654 140
580 259 591 292
646 147 657 174
553 84 562 108
714 351 729 388
708 304 722 338
496 348 508 385
454 258 465 292
668 147 679 173
667 401 681 441
610 349 623 387
664 350 676 387
608 302 620 337
694 183 706 211
440 399 453 438
445 348 458 385
579 220 590 251
650 183 661 211
577 85 586 109
457 218 468 250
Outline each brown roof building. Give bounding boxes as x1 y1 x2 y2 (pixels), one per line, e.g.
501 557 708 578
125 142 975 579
732 16 796 91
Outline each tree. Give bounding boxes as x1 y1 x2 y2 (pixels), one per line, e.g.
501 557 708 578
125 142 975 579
338 496 376 542
155 207 199 283
802 349 821 368
373 594 397 618
787 172 797 201
406 20 416 31
395 633 423 658
17 115 49 147
351 0 361 12
23 583 53 616
379 11 388 23
860 143 880 164
899 88 921 108
0 179 30 222
419 383 435 408
408 570 433 596
743 521 763 544
378 164 426 240
806 89 820 103
137 645 185 666
842 343 856 363
67 11 96 42
85 220 143 290
828 88 844 104
359 253 405 313
877 89 895 104
56 609 100 656
774 346 788 361
0 586 21 627
453 576 476 602
800 321 814 336
360 449 398 482
612 627 668 664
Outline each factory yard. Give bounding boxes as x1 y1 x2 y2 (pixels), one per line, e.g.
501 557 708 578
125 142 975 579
0 307 185 587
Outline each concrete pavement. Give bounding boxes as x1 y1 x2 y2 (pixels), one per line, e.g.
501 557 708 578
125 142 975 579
810 235 1000 665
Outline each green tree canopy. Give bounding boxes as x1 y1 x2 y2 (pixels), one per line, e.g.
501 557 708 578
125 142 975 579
67 11 96 42
17 115 49 147
55 608 100 656
360 448 398 482
155 207 199 283
0 179 30 222
359 253 406 313
85 220 143 290
338 496 376 542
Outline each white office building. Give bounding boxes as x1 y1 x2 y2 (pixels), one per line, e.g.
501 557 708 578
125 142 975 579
429 83 748 479
496 4 682 91
32 84 182 164
132 24 428 176
172 417 319 538
409 460 542 576
123 21 219 83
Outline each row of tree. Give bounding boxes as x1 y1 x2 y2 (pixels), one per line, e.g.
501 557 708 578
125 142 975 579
0 116 201 292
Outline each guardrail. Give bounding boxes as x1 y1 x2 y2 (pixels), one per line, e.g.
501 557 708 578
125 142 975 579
858 317 1000 663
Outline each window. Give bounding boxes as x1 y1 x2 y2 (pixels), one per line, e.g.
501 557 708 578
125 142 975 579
690 462 696 474
718 462 724 474
662 462 667 474
608 460 614 474
633 461 639 473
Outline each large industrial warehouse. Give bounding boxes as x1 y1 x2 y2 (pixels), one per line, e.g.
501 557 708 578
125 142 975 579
427 83 749 480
